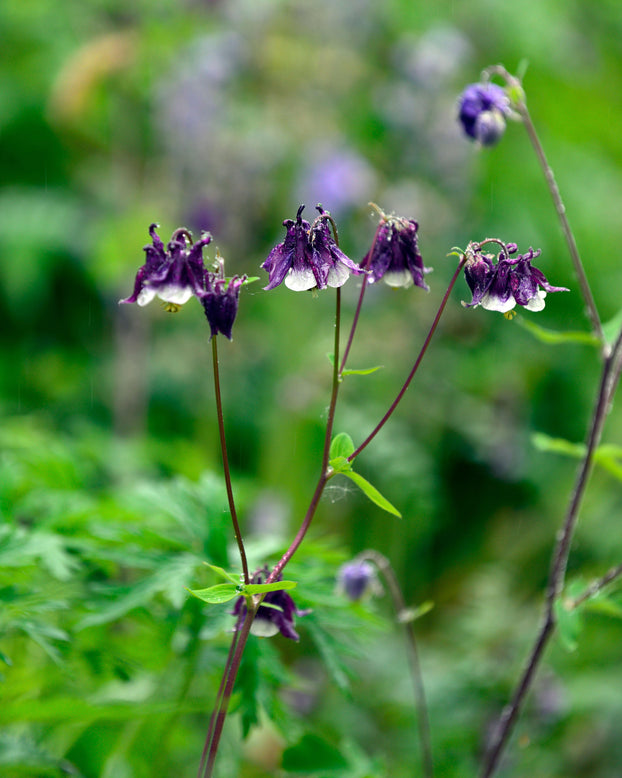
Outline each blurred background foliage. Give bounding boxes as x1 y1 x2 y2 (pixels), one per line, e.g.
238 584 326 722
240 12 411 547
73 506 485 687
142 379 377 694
2 0 622 775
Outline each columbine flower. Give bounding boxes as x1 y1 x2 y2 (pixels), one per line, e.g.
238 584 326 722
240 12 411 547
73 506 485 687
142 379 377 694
232 568 310 641
362 208 430 289
120 223 211 309
462 241 569 314
458 82 510 146
261 205 362 291
200 259 246 340
337 560 377 602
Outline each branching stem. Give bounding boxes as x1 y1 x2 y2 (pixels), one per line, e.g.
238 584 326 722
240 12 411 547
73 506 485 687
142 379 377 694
349 257 466 461
480 327 622 778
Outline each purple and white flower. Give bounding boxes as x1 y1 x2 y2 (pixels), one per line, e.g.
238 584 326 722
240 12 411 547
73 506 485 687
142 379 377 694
463 242 568 313
363 210 430 290
120 224 211 308
262 205 362 291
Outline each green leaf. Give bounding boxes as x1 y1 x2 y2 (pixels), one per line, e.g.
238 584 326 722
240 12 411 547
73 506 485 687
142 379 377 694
203 562 240 585
554 596 581 652
533 434 622 482
515 316 599 347
329 432 355 460
282 733 349 773
532 432 585 458
341 365 383 377
186 583 240 604
583 595 622 619
244 580 297 595
397 600 434 624
341 471 402 518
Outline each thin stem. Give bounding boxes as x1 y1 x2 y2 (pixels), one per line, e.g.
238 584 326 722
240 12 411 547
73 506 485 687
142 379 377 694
339 218 384 374
267 287 343 583
486 65 604 348
358 550 434 778
339 273 370 375
569 562 622 610
480 328 622 778
197 626 241 778
519 107 604 347
349 257 466 462
211 336 250 585
201 606 256 778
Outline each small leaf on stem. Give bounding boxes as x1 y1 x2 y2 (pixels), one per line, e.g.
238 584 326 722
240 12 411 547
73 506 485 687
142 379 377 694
341 470 402 518
187 583 240 604
329 432 355 460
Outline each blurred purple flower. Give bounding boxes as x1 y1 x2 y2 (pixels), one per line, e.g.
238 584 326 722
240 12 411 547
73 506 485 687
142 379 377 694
337 560 377 601
297 147 376 215
458 82 510 146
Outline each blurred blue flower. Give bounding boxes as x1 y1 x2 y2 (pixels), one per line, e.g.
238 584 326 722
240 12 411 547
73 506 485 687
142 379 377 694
463 242 568 313
262 205 362 291
297 147 376 215
337 560 377 602
232 568 309 641
458 82 510 146
120 224 211 309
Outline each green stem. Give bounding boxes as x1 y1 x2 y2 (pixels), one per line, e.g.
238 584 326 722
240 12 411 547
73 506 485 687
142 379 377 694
211 336 249 584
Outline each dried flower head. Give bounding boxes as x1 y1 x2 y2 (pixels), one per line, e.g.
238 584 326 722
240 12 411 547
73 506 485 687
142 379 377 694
200 258 246 340
363 207 430 289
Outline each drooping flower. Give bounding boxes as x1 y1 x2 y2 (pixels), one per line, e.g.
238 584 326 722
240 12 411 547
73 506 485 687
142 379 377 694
362 209 430 289
458 82 510 146
462 241 569 314
120 223 211 309
232 568 310 641
337 560 378 602
261 205 362 291
200 259 246 340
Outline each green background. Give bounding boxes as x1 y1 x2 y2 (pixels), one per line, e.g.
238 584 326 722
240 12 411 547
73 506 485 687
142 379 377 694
2 0 622 775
